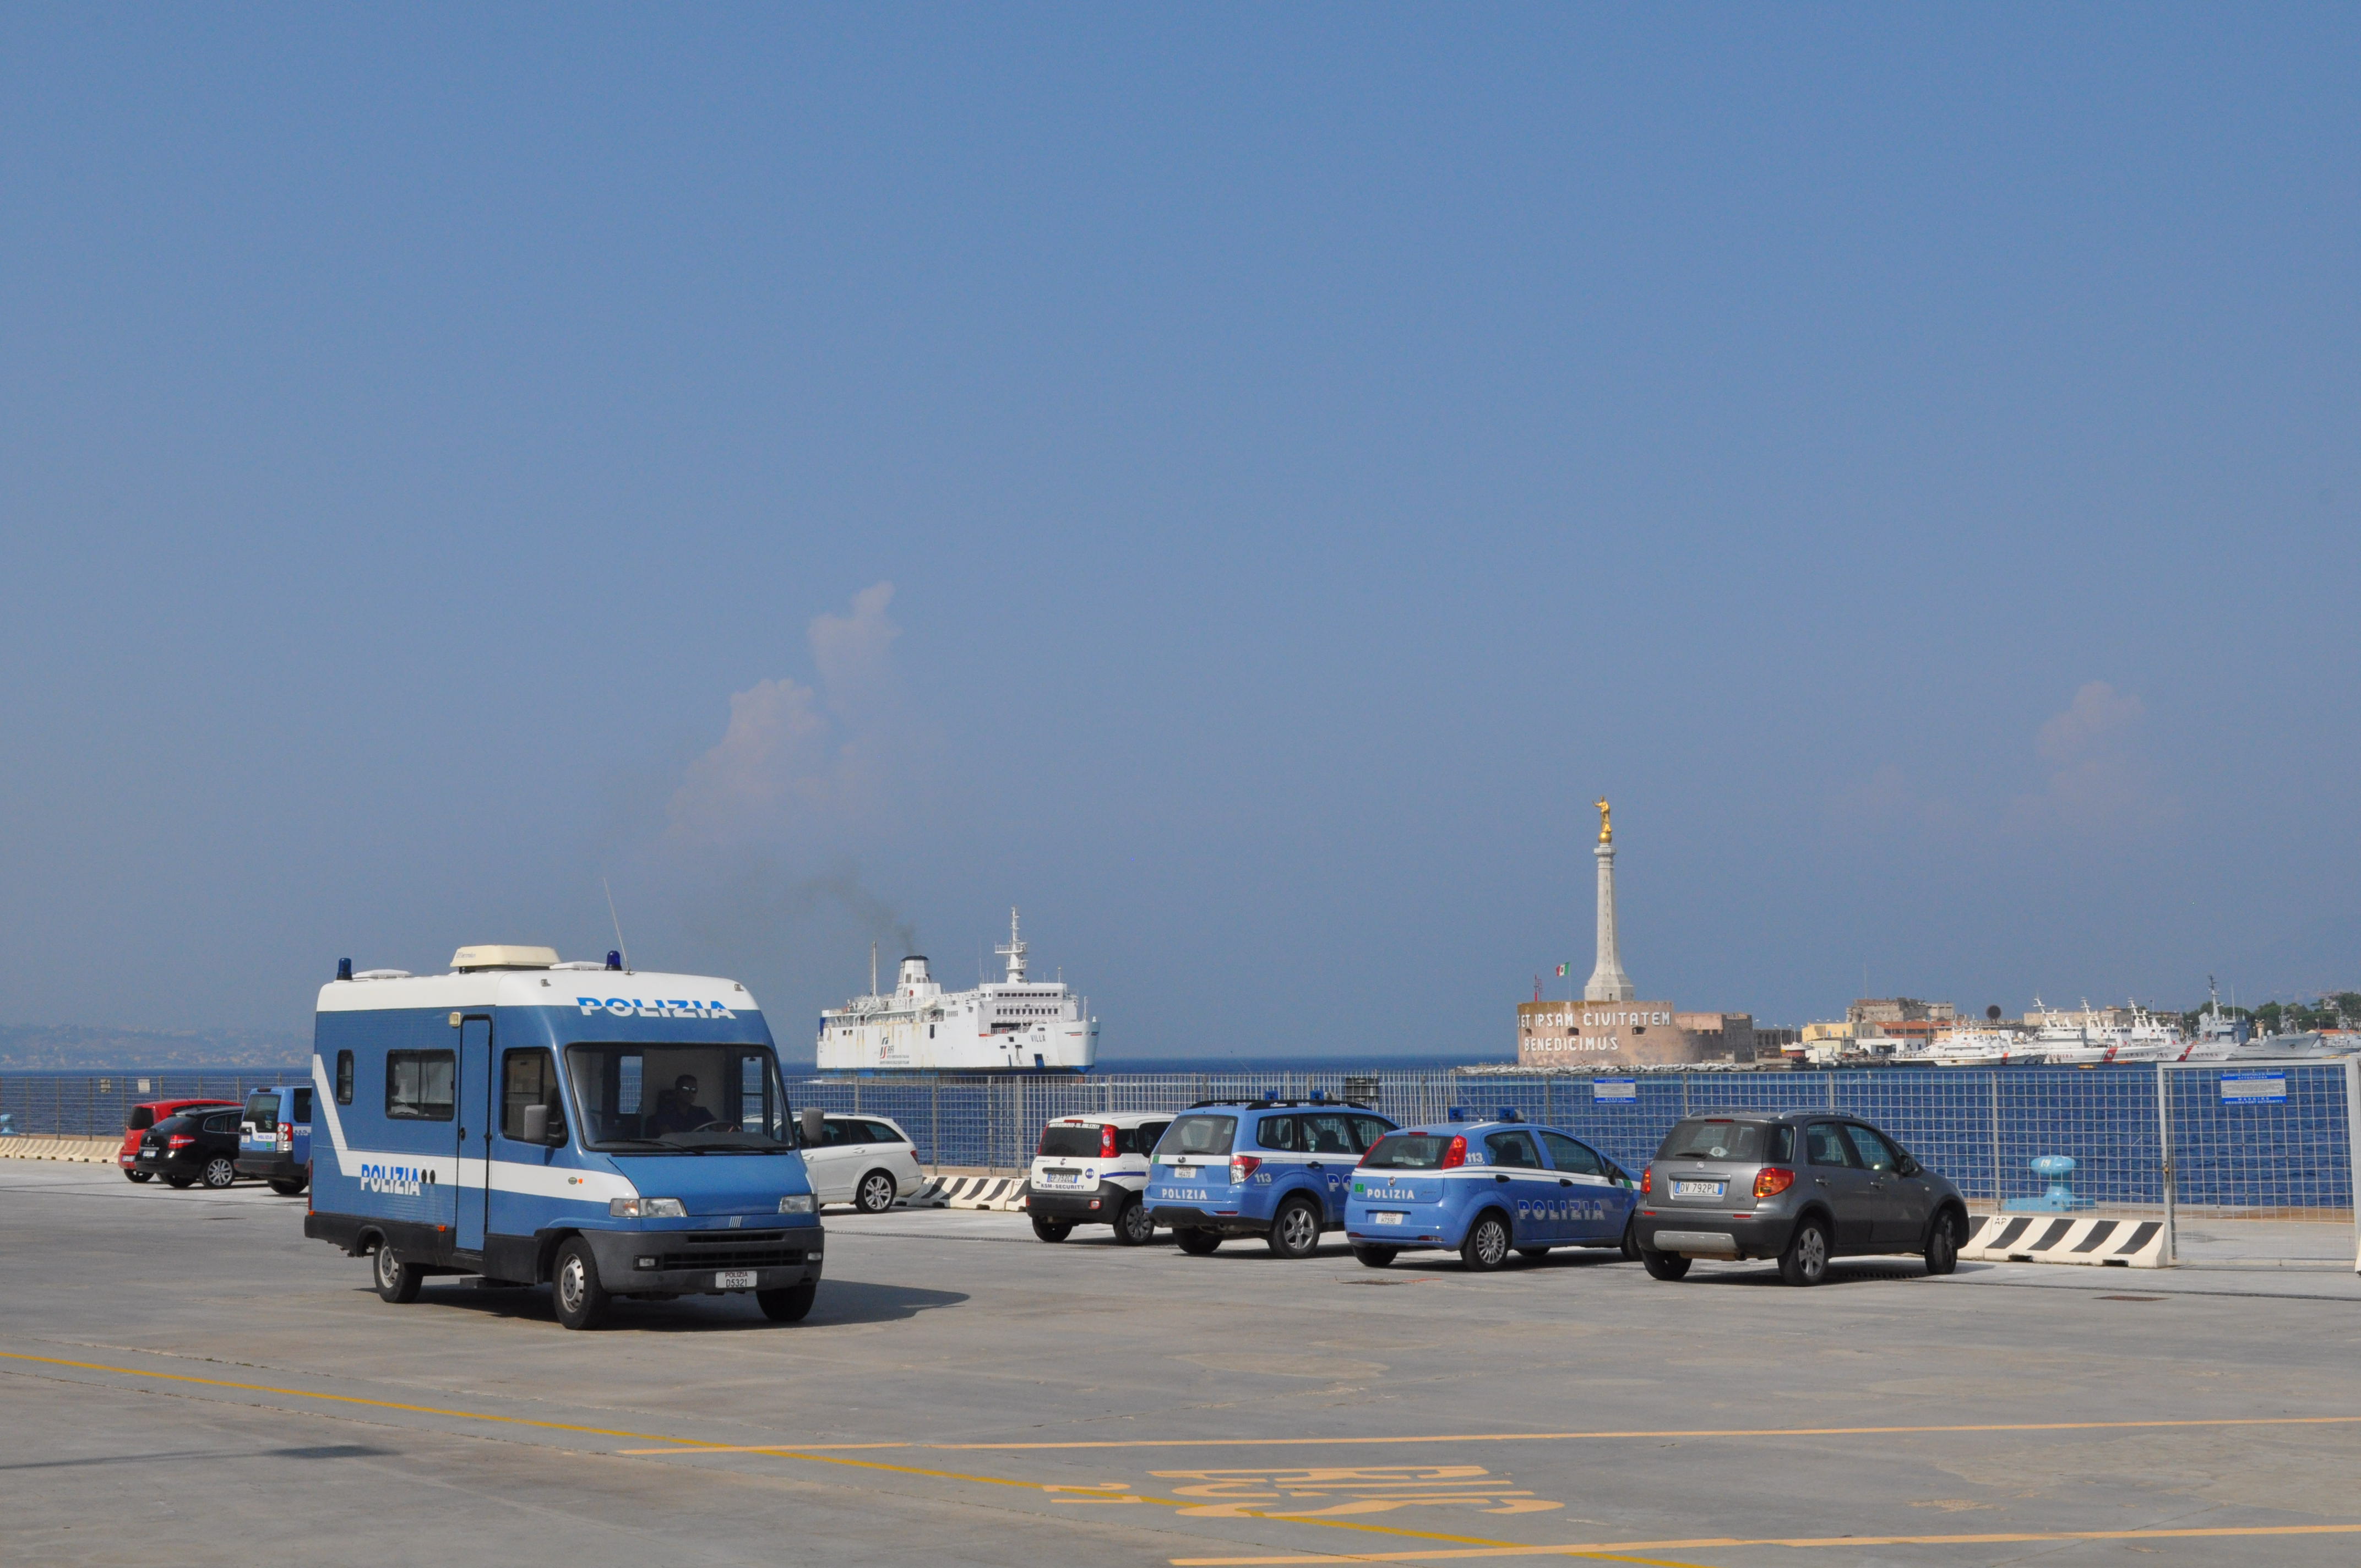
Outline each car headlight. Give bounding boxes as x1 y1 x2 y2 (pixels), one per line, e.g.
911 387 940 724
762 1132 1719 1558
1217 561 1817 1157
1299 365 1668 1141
777 1194 815 1215
610 1197 687 1218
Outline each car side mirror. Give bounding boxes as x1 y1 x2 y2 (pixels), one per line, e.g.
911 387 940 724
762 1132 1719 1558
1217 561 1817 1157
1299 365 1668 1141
800 1106 825 1146
523 1104 559 1145
1895 1155 1921 1178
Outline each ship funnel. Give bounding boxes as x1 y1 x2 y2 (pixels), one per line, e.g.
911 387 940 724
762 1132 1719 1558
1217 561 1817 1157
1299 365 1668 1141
898 955 931 989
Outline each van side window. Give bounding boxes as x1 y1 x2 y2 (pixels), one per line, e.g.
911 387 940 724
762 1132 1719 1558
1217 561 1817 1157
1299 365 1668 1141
387 1050 456 1120
502 1049 563 1142
335 1051 355 1105
292 1087 313 1122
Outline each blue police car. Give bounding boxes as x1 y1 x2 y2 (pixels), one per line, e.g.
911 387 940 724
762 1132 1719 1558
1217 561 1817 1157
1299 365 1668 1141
1145 1098 1397 1258
1342 1110 1639 1271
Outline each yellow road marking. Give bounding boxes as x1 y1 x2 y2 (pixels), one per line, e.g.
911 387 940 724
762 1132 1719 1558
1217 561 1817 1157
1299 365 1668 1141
621 1412 2361 1455
1167 1522 2361 1565
1 1351 1709 1566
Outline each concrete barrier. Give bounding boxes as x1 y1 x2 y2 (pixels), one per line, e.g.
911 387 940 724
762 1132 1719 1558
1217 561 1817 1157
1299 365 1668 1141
930 1175 1029 1212
0 1135 123 1164
1962 1212 2168 1268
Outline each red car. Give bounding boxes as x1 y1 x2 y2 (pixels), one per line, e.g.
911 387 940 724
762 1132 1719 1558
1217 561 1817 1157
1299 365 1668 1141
120 1099 240 1183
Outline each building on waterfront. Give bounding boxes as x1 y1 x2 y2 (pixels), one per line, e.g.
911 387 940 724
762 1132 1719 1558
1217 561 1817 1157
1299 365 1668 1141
1848 997 1957 1027
1516 801 1758 1069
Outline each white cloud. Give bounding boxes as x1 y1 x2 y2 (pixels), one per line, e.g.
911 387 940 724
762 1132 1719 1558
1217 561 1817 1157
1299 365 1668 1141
2008 681 2172 833
665 582 915 842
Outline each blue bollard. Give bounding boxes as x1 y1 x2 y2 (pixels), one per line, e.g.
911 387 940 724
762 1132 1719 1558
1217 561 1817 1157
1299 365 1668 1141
2003 1153 2096 1213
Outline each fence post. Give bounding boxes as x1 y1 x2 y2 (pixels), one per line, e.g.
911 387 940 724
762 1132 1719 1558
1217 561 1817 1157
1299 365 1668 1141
2346 1058 2361 1275
1988 1071 2001 1205
930 1076 940 1175
2156 1062 2177 1266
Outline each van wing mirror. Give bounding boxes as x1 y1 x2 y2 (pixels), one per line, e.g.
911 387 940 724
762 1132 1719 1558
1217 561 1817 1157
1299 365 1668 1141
799 1106 825 1146
522 1104 549 1144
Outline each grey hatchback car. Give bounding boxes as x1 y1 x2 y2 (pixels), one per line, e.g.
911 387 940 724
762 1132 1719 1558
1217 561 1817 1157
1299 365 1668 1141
1633 1110 1968 1285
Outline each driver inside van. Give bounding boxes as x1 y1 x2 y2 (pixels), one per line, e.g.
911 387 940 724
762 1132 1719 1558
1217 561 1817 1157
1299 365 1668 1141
647 1075 718 1135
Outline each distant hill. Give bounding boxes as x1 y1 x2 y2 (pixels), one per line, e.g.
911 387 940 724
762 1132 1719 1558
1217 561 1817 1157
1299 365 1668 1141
0 1023 308 1072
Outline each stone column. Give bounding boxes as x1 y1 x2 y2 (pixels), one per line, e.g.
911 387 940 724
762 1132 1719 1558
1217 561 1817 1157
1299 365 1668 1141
1584 839 1635 1003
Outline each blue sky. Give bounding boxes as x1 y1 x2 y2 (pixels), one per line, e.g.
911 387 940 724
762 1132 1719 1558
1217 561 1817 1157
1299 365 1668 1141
2 9 2355 1057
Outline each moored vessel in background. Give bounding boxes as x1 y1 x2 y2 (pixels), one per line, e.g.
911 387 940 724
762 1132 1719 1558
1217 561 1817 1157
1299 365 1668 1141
817 910 1098 1074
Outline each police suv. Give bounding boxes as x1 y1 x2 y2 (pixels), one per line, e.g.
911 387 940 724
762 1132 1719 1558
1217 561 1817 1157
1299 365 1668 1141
1342 1110 1639 1271
1144 1098 1396 1258
302 945 825 1330
237 1081 313 1195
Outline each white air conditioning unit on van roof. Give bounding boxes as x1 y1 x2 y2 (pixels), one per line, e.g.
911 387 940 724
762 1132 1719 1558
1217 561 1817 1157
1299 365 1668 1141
451 945 562 971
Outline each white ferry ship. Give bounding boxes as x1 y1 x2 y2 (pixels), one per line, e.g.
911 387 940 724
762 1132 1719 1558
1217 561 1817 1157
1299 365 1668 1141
815 910 1098 1074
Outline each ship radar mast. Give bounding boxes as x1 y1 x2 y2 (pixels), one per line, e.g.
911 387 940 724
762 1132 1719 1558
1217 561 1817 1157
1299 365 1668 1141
996 907 1028 984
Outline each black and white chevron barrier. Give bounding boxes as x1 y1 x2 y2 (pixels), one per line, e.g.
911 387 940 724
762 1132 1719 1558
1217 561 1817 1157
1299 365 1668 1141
1961 1212 2169 1268
897 1175 1028 1212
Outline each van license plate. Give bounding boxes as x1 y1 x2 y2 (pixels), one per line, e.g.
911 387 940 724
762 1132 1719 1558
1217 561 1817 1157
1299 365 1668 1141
1371 1211 1406 1226
1672 1181 1725 1199
715 1270 757 1289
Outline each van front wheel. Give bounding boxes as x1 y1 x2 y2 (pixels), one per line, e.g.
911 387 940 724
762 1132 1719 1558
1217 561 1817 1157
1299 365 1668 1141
374 1243 423 1304
552 1239 610 1329
758 1282 817 1322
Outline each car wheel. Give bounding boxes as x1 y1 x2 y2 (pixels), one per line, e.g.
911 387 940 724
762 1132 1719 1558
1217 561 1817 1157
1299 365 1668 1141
373 1242 423 1304
1174 1228 1221 1255
165 1175 194 1189
1031 1215 1073 1243
855 1170 897 1214
758 1281 818 1322
1517 1246 1552 1261
1778 1217 1831 1287
552 1238 610 1330
1267 1197 1322 1259
125 1169 152 1184
1461 1212 1511 1272
1640 1248 1690 1281
1620 1214 1642 1261
1352 1244 1397 1268
202 1156 237 1189
1114 1196 1155 1246
269 1177 308 1197
1924 1213 1959 1276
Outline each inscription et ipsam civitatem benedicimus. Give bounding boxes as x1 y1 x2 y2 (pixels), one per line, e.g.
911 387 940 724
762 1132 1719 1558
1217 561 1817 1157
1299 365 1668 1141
1514 999 1717 1067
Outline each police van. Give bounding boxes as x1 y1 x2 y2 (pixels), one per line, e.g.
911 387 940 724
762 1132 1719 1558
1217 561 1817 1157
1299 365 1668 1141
1341 1109 1639 1271
1145 1097 1396 1258
237 1082 313 1195
302 945 825 1330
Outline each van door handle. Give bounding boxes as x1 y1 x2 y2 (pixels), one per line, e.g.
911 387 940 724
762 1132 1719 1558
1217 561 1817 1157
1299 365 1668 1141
1494 1174 1511 1184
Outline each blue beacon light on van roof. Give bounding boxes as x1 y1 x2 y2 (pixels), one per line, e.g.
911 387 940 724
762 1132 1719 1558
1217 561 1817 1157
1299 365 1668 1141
336 957 352 982
605 950 623 971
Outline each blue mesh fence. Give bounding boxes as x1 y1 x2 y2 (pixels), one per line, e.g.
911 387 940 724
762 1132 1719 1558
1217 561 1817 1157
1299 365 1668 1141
0 1072 304 1139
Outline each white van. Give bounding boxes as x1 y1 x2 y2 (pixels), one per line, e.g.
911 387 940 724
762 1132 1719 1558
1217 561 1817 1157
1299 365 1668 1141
1027 1112 1172 1244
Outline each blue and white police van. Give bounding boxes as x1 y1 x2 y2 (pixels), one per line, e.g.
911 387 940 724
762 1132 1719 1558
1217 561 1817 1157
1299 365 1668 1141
1144 1097 1397 1258
302 944 824 1330
236 1081 313 1195
1342 1110 1639 1272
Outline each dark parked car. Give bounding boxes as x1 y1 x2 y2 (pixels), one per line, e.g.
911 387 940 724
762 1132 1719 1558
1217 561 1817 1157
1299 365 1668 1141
118 1098 240 1182
1633 1110 1968 1285
134 1108 244 1190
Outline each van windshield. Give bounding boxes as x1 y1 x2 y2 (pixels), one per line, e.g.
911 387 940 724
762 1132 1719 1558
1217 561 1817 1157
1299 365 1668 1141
564 1044 795 1153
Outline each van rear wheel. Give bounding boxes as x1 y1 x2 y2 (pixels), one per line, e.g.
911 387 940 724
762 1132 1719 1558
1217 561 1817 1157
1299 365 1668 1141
374 1243 423 1304
552 1239 610 1329
758 1281 818 1322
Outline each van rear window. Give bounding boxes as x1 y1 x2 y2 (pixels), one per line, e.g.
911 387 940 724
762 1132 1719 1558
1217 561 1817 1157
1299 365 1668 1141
246 1092 280 1133
1155 1114 1237 1159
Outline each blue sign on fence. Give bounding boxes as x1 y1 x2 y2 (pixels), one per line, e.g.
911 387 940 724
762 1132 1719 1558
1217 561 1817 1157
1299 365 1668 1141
2218 1071 2288 1104
1592 1077 1638 1103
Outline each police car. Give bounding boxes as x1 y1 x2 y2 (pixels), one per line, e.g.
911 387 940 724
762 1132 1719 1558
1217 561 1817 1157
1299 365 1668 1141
1342 1110 1639 1271
1144 1098 1396 1258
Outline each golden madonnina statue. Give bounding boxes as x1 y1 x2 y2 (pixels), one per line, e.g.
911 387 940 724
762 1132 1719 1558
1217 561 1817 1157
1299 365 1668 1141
1595 797 1611 844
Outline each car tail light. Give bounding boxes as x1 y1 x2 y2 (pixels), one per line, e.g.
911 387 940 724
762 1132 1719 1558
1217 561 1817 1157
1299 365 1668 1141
1228 1154 1262 1185
1100 1124 1119 1159
1754 1167 1795 1199
1640 1166 1652 1195
168 1135 196 1150
1439 1136 1467 1170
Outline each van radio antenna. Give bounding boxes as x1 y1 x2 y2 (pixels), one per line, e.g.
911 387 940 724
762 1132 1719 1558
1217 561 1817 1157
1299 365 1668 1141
602 876 631 972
